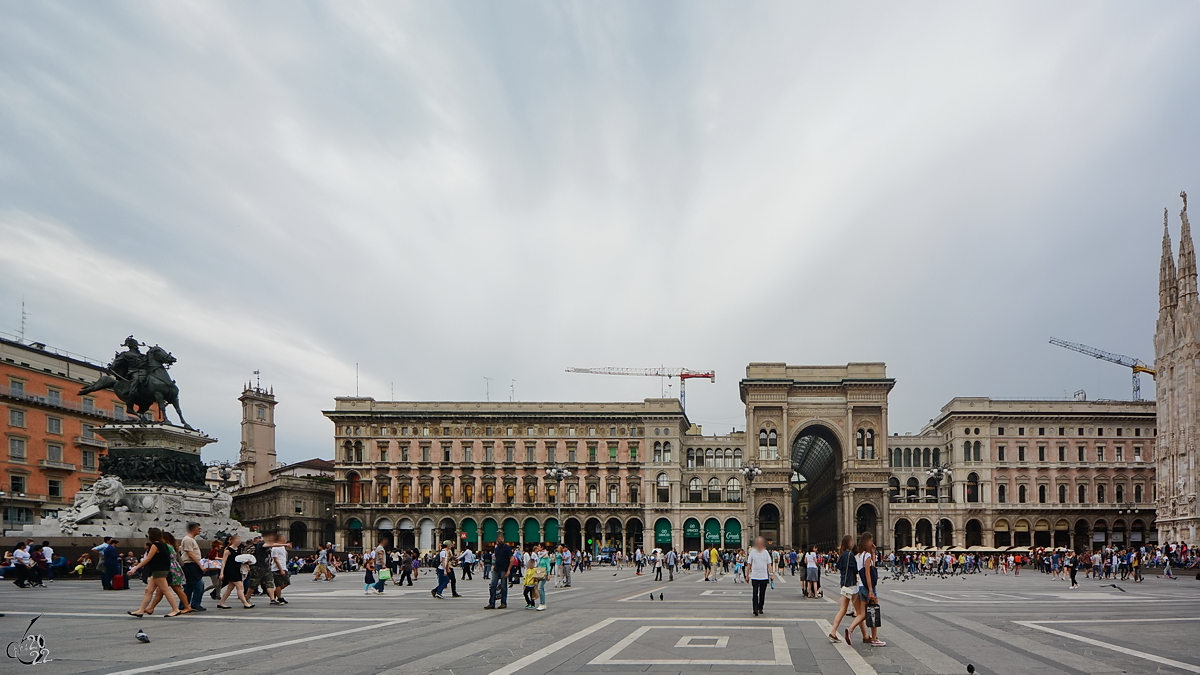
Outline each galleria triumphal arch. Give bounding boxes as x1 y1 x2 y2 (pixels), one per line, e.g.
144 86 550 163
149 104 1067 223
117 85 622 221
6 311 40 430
740 363 895 549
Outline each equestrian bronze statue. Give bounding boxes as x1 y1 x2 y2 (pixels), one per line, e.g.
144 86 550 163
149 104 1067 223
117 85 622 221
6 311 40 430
80 336 192 429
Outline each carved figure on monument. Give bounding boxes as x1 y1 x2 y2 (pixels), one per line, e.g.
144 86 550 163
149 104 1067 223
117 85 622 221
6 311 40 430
57 476 139 533
79 336 192 429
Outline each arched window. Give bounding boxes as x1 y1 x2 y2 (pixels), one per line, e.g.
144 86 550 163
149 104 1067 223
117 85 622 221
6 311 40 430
1058 484 1067 503
687 448 695 468
588 484 598 504
932 447 941 465
963 440 971 460
505 483 515 504
1097 484 1106 503
1038 485 1047 503
708 477 722 502
888 449 894 467
1134 484 1143 503
758 430 768 452
724 448 733 468
726 478 742 502
733 449 742 467
923 447 931 467
925 477 938 500
483 483 493 503
888 476 900 499
856 430 865 459
608 484 619 504
343 441 354 462
1018 485 1027 503
966 472 979 502
401 483 411 503
422 483 432 504
997 484 1007 503
903 448 912 467
1116 484 1125 503
906 477 919 500
567 484 578 503
705 448 714 468
866 429 875 459
353 440 363 463
973 441 981 462
657 473 670 503
1078 484 1087 504
654 442 663 463
688 477 702 502
663 442 672 463
348 472 362 503
443 484 453 503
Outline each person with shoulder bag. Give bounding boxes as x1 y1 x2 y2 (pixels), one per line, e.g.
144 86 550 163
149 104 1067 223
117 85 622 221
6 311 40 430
849 532 885 646
533 544 552 611
826 535 858 643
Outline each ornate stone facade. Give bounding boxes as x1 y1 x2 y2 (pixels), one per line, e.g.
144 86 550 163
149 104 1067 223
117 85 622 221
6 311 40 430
1155 193 1200 544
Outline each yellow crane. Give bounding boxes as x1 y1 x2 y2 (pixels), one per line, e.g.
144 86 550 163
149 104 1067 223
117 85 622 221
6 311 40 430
1049 337 1156 401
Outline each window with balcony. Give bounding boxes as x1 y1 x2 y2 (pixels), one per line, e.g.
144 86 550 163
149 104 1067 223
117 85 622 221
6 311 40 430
505 484 515 504
966 473 979 502
727 477 742 502
483 484 492 503
443 484 453 503
608 484 618 504
422 483 432 504
663 442 672 463
9 380 24 397
401 484 411 503
10 475 26 493
464 483 474 503
380 484 390 503
656 442 665 463
47 443 62 463
1097 447 1105 462
630 484 639 503
656 473 670 503
587 485 598 504
1116 446 1123 461
567 484 577 503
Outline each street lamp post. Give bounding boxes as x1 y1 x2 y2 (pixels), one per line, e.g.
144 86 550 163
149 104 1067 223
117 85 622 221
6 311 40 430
740 463 763 541
546 465 572 549
926 463 950 549
790 471 807 547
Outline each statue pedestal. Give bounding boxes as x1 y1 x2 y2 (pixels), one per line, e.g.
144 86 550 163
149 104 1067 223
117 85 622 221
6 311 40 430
5 423 251 541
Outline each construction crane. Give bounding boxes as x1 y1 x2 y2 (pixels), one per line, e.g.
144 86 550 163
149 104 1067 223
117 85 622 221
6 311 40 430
565 367 715 412
1049 338 1156 401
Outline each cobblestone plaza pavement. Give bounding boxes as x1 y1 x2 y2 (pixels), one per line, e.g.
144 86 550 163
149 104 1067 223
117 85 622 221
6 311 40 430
3 567 1197 674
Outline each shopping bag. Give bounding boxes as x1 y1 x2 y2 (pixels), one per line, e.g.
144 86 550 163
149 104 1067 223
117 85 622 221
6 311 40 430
866 602 882 628
378 569 392 581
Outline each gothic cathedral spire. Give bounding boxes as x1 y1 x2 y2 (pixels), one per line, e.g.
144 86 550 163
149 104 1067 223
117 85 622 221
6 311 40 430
1161 207 1178 316
1177 191 1197 307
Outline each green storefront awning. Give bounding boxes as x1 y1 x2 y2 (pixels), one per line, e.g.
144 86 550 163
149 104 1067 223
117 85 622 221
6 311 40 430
503 518 520 543
544 518 559 543
347 518 363 529
724 519 742 546
655 518 673 544
461 518 478 542
683 518 701 539
482 518 498 543
524 518 541 543
704 518 721 545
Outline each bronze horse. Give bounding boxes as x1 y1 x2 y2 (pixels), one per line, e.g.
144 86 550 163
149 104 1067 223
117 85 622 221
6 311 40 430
80 344 192 429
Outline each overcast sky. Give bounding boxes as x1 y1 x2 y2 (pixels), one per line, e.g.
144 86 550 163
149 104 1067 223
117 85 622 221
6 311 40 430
2 2 1198 465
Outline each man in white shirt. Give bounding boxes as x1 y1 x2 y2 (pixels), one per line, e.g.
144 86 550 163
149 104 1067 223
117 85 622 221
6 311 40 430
270 534 290 604
746 537 774 616
39 541 55 582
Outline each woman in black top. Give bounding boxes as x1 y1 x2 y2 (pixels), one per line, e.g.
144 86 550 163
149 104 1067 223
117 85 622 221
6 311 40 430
217 534 254 609
128 527 181 617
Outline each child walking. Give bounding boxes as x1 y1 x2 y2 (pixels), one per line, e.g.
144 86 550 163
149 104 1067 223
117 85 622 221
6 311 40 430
522 558 538 609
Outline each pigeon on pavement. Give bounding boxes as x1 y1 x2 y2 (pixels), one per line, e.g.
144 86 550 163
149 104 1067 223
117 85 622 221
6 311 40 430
136 629 150 643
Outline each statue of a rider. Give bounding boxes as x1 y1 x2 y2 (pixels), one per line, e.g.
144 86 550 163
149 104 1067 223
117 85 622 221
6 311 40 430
111 336 149 398
79 335 192 429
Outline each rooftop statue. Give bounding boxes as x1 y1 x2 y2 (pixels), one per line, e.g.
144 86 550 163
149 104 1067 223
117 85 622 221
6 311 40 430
80 335 192 429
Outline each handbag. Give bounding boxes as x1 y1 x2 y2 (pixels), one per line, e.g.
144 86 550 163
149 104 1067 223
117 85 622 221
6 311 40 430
378 568 392 580
866 601 882 628
532 567 547 581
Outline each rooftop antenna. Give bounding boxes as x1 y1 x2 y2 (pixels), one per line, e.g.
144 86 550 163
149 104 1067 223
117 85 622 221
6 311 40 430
253 370 261 391
19 297 28 342
391 382 394 400
510 379 516 402
484 376 494 401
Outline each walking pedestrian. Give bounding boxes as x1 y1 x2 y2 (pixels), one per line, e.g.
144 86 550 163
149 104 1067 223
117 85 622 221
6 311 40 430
535 544 551 611
849 532 884 647
826 535 858 643
1066 550 1079 588
485 535 512 609
431 541 453 599
126 528 183 618
747 537 774 616
216 534 254 609
180 523 206 611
